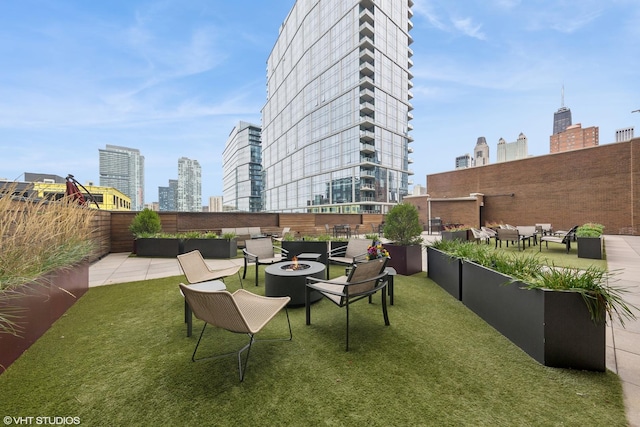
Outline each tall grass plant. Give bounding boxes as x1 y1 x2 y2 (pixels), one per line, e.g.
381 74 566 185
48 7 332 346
0 183 97 335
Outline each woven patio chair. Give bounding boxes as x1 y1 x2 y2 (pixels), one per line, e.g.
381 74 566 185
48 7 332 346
179 284 292 382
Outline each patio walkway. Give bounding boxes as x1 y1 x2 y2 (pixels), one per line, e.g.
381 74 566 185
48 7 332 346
88 233 640 426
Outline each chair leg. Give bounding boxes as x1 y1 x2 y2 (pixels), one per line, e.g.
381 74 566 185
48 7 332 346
237 271 244 289
185 300 193 337
243 258 248 279
381 286 390 326
191 323 208 362
305 286 312 325
345 299 350 352
255 263 259 286
237 335 254 382
192 312 292 382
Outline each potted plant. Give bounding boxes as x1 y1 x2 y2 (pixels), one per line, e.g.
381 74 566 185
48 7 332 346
426 239 466 300
182 231 238 259
441 225 470 242
382 203 423 275
426 240 637 371
129 209 181 257
1 185 96 371
576 223 605 260
134 232 181 257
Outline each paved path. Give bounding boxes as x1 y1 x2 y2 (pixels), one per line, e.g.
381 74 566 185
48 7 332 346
89 234 640 426
603 235 640 426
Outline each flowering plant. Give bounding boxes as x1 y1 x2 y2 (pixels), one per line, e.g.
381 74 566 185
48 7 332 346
367 241 390 260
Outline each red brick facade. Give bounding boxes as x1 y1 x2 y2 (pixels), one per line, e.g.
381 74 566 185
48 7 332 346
550 123 599 153
414 138 640 235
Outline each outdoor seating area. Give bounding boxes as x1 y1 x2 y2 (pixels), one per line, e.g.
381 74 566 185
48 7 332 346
1 243 635 425
3 224 640 425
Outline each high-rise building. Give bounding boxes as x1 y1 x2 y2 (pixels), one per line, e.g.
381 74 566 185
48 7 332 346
550 124 599 153
261 0 414 214
455 154 472 169
474 136 490 166
616 127 634 142
497 133 528 162
158 179 177 211
208 196 223 212
222 121 263 212
99 145 144 211
177 157 201 212
553 87 572 134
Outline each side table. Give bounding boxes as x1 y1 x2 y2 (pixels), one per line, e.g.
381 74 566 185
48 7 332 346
296 252 322 262
385 267 397 305
180 280 226 337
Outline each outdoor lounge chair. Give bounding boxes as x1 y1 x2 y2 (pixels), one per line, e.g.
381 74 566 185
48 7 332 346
177 250 243 286
271 227 291 243
243 238 288 286
495 228 525 250
177 250 244 336
539 225 578 253
470 227 491 244
327 238 371 279
179 284 292 382
305 257 389 351
481 226 497 241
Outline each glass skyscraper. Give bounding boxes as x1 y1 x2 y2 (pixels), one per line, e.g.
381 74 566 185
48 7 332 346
222 121 263 212
261 0 414 214
177 157 201 212
99 144 144 211
553 107 572 135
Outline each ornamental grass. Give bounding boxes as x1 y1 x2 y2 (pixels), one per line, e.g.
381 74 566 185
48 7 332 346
0 183 97 335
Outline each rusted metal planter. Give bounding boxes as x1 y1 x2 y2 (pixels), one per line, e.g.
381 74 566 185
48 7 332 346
0 263 89 373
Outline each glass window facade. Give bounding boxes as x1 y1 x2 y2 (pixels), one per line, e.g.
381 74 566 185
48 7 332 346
222 121 263 212
261 0 414 213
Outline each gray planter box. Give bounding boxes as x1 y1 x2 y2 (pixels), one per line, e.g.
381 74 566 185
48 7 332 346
461 260 605 371
427 247 462 300
183 238 237 259
135 238 181 257
577 236 603 260
282 240 329 265
442 230 469 241
384 244 423 276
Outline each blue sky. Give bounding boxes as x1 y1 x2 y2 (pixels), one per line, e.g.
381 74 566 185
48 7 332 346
1 0 639 204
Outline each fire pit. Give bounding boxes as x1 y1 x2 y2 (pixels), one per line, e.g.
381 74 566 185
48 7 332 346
264 260 325 306
280 257 311 271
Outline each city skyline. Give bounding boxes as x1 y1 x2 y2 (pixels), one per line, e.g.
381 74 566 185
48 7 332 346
1 0 639 203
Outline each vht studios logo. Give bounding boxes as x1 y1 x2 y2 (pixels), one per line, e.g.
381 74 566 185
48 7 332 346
3 416 81 425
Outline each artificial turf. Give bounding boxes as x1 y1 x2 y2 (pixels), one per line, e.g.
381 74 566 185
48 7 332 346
0 261 627 426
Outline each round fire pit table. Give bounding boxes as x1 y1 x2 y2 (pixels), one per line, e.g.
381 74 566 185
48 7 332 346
264 260 325 307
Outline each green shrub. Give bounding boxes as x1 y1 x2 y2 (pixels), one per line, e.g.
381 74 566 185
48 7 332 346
383 203 423 245
576 223 604 238
179 231 201 239
129 209 161 237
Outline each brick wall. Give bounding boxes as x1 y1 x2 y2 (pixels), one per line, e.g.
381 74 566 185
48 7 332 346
109 212 385 253
422 138 640 234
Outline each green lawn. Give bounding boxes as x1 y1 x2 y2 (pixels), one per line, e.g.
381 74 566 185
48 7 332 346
0 263 626 426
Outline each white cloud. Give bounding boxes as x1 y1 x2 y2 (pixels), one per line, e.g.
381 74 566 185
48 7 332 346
452 17 486 40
